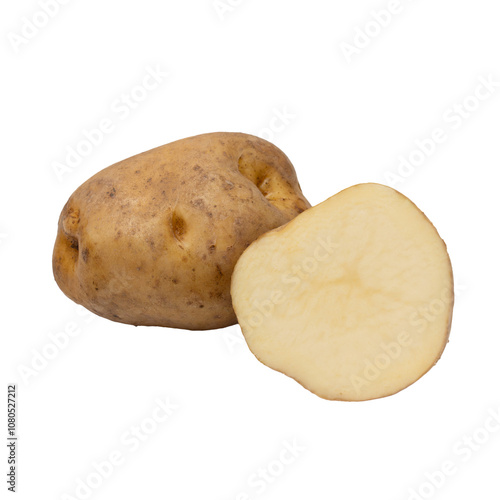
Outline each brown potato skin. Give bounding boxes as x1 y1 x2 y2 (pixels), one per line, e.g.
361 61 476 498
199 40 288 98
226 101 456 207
53 132 310 330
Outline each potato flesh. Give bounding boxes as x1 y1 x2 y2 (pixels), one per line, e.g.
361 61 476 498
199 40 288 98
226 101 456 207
231 184 453 401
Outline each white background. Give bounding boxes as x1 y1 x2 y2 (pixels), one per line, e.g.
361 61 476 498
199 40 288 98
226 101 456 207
1 0 500 499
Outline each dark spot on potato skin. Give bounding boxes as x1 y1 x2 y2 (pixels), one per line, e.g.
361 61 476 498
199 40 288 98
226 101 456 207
172 278 179 284
82 248 90 262
193 165 201 171
294 203 307 214
191 198 205 209
108 187 116 198
215 265 223 277
208 244 216 253
171 212 187 241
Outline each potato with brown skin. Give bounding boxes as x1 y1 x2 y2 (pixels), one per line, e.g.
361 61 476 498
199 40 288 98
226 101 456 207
53 132 310 330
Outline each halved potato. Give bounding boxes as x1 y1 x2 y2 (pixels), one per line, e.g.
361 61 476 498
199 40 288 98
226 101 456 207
231 183 453 401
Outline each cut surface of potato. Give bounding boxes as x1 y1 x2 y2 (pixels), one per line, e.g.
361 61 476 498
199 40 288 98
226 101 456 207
231 183 453 401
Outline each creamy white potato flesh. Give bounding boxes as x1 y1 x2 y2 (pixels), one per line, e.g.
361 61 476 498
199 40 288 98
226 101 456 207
231 183 453 401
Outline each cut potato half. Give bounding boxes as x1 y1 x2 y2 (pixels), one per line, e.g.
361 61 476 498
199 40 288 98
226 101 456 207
231 183 453 401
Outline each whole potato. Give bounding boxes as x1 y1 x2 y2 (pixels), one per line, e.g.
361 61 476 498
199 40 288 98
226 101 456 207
53 132 310 330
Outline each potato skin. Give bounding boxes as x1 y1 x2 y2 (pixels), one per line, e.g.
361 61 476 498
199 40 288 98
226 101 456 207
53 132 310 330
